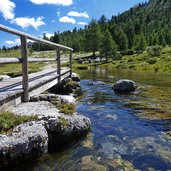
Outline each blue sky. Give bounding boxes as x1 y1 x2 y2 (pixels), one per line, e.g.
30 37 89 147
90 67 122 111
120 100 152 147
0 0 147 47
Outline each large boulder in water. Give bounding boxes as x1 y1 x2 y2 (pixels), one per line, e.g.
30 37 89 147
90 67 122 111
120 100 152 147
112 79 137 94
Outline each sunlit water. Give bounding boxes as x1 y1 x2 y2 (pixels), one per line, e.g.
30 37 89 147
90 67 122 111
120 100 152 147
14 67 171 171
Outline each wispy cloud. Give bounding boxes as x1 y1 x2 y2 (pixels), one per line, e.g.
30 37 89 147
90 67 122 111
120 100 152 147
5 38 34 46
5 38 20 45
77 22 88 25
59 16 76 24
0 0 15 20
30 0 73 6
67 11 89 18
11 17 46 30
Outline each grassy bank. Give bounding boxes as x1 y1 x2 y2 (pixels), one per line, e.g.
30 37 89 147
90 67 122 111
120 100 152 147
72 46 171 74
1 46 171 77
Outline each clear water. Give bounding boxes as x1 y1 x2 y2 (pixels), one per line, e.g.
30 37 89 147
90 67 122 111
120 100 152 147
14 67 171 171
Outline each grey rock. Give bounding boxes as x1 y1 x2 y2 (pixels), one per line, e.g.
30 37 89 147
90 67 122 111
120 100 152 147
0 121 48 168
30 94 76 104
48 114 91 150
77 58 84 64
113 79 137 94
11 101 60 119
10 101 91 150
94 57 100 63
49 78 82 97
3 100 91 167
71 73 80 82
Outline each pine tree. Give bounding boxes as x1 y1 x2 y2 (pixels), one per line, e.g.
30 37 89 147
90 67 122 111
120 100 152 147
159 33 166 47
84 19 101 57
125 20 135 48
100 29 117 63
2 46 7 52
134 33 147 51
98 15 108 31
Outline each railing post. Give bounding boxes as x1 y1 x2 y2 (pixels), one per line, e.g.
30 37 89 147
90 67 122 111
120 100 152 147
20 36 29 102
57 47 61 82
69 50 73 77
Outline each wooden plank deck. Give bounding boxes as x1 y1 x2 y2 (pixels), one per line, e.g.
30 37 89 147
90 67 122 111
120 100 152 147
0 67 71 111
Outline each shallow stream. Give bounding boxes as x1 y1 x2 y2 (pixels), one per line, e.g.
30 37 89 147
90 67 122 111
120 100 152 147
15 67 171 171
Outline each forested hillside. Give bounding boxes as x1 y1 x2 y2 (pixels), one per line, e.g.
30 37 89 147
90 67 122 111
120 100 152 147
32 0 171 56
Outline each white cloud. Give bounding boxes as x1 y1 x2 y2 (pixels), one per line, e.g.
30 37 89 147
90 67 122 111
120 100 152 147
59 16 76 24
30 0 73 6
12 17 46 30
5 38 34 46
5 38 20 45
0 0 15 20
46 33 54 38
67 11 89 18
77 22 88 25
41 33 54 38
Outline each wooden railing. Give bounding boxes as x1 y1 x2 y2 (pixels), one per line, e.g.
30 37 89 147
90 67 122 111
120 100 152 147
0 24 73 102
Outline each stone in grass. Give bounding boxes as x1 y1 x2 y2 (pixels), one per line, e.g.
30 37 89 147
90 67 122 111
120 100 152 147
113 79 137 94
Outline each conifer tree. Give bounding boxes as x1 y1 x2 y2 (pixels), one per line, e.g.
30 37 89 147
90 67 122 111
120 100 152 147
100 29 117 63
84 19 101 57
134 33 147 51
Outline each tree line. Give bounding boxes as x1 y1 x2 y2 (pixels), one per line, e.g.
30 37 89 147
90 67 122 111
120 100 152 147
4 0 170 61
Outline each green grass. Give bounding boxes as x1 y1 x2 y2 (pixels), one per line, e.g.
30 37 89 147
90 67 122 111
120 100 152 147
58 116 69 128
71 46 171 74
1 47 171 76
0 112 38 133
0 62 55 77
57 103 76 115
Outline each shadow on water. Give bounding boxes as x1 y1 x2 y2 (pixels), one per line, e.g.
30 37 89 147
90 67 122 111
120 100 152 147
13 66 171 171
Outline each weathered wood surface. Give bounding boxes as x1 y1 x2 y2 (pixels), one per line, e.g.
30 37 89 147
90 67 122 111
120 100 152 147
21 36 29 102
0 24 73 51
0 57 71 64
0 58 57 64
0 67 71 111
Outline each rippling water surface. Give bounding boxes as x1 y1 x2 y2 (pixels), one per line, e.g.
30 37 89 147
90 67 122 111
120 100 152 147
16 67 171 171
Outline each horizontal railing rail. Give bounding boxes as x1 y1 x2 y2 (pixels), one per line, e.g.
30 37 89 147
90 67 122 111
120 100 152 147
0 24 73 51
0 24 73 102
0 57 57 64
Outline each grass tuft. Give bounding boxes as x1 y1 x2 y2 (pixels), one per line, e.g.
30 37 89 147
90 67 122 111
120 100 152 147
57 103 76 115
0 112 38 133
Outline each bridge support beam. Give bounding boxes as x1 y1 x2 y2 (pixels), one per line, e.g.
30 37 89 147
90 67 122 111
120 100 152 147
20 36 29 102
57 47 61 83
69 50 72 77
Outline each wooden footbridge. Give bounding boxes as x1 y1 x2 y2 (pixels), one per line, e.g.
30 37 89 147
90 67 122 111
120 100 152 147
0 24 73 111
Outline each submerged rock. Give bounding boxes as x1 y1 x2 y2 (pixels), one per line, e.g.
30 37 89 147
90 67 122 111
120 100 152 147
0 121 48 168
113 79 137 94
88 81 105 86
80 156 107 171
